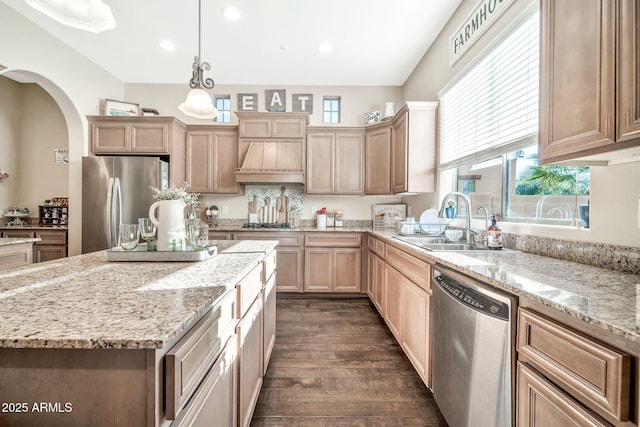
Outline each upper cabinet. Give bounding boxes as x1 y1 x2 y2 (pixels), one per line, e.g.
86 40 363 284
539 0 640 164
365 102 438 195
88 116 186 185
306 127 364 195
391 102 438 193
186 126 242 194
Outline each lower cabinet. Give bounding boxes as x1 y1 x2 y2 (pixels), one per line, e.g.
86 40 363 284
517 362 609 427
237 295 264 427
172 340 238 427
367 235 433 388
0 243 33 269
262 274 276 375
304 233 362 293
35 229 68 262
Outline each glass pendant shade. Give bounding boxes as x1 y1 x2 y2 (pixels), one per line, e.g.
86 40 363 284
25 0 116 33
178 88 218 119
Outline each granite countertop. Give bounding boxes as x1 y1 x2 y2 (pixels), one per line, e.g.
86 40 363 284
371 229 640 343
0 225 68 230
0 237 41 246
0 241 277 350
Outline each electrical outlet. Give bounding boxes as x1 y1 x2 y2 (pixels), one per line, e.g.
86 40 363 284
222 205 228 214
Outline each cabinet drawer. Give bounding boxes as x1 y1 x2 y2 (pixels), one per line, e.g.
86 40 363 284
1 230 35 239
263 250 276 282
165 293 236 420
236 264 263 319
385 245 430 291
172 339 237 427
35 230 67 245
517 308 630 422
304 233 361 247
234 232 302 247
367 236 386 256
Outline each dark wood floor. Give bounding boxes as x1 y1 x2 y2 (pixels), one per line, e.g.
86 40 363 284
251 298 447 427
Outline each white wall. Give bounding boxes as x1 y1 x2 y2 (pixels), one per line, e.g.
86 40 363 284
0 77 21 210
401 0 640 248
0 2 124 255
125 83 402 127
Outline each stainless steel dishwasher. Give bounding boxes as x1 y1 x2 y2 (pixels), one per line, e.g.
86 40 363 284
432 266 517 427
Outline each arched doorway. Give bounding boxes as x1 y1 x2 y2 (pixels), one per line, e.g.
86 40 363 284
1 69 85 256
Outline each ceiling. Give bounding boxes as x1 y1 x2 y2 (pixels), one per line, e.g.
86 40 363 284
2 0 462 86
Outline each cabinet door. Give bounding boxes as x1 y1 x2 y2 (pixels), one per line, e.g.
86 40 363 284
304 248 333 292
262 276 276 375
539 0 616 163
517 362 609 427
617 0 640 142
272 118 306 138
0 243 33 269
333 248 361 292
383 265 403 340
401 279 431 387
367 251 375 301
391 111 408 193
335 132 364 194
275 248 304 292
186 131 213 192
373 253 385 314
365 126 392 194
91 121 130 153
130 121 169 153
34 245 67 263
212 130 240 194
237 297 263 427
306 133 335 194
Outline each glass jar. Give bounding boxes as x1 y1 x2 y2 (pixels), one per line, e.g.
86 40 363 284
335 211 343 227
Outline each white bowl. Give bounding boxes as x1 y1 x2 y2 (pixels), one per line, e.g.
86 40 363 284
445 229 463 241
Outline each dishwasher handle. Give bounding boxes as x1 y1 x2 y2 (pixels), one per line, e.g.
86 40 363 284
433 270 511 321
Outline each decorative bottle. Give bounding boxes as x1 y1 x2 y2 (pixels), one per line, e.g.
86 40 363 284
487 215 503 250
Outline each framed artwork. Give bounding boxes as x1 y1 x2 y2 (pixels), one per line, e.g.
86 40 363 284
104 99 140 116
364 110 380 125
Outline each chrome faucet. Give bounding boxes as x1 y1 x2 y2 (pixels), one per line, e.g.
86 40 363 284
439 192 476 245
477 206 490 246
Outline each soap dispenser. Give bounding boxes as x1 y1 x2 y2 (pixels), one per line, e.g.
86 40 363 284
487 215 503 250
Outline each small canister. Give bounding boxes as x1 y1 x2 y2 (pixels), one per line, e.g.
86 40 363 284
335 211 343 227
326 212 335 227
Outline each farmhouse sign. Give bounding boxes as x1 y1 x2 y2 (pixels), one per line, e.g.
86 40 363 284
449 0 515 66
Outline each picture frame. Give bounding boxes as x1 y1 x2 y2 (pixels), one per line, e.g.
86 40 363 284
372 203 407 228
104 99 140 116
364 109 380 125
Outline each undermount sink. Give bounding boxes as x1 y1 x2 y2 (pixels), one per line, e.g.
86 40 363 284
393 235 518 252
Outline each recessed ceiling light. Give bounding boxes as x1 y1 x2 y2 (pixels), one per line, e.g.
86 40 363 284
158 40 176 51
317 41 332 53
222 6 241 21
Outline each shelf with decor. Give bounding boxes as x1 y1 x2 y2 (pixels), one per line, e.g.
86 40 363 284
39 205 68 226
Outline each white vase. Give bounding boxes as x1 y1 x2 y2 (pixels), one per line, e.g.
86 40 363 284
149 199 186 251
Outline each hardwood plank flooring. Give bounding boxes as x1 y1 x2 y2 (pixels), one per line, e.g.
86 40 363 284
251 298 447 427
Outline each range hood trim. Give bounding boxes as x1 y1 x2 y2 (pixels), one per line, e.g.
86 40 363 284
235 170 305 184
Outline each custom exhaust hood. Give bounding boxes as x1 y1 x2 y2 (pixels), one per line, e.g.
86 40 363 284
236 140 304 184
235 112 308 184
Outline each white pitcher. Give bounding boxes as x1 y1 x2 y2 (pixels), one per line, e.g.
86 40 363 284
149 199 186 251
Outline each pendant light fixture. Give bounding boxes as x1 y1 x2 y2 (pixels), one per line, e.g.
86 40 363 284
178 0 218 119
25 0 116 33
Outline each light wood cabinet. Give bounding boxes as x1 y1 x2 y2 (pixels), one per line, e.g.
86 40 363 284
383 264 403 340
367 250 386 315
262 275 276 375
306 127 364 195
517 308 631 424
88 116 187 185
233 232 304 292
186 126 241 194
517 362 610 427
365 125 392 194
35 229 68 262
391 102 438 193
539 0 640 164
0 242 33 269
401 278 431 387
303 233 362 293
237 113 306 139
237 296 263 427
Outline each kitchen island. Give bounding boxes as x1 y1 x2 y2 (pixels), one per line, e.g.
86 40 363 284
0 240 277 427
0 236 41 269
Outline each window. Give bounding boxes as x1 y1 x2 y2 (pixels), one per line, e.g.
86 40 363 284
438 10 590 226
215 95 231 123
323 96 340 124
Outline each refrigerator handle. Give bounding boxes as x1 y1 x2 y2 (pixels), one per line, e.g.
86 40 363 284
114 178 123 246
106 177 114 248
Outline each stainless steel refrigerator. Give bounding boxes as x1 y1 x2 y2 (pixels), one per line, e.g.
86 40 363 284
82 156 169 253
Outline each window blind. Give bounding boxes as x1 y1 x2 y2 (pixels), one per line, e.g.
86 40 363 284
439 11 539 170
